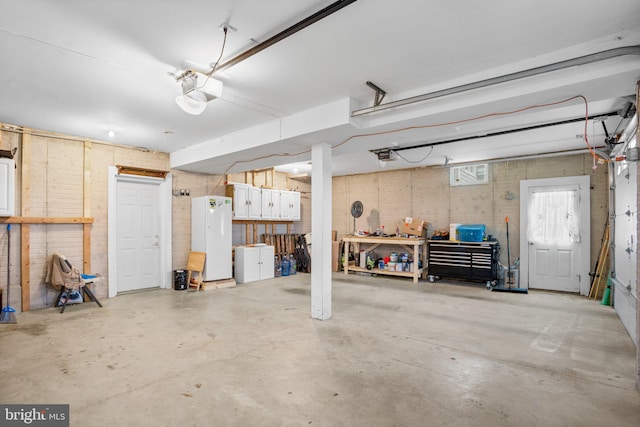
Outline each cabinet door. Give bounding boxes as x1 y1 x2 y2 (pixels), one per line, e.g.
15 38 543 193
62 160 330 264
261 189 272 220
233 185 249 219
248 186 262 219
236 247 260 283
0 158 15 216
271 190 281 220
259 246 275 279
280 190 292 220
291 191 300 221
261 188 280 220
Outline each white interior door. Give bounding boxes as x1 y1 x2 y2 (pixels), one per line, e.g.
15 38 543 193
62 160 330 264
521 176 590 294
116 180 160 292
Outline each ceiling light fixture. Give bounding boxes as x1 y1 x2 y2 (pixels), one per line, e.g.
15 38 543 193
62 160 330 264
175 70 223 115
175 25 230 115
108 129 115 138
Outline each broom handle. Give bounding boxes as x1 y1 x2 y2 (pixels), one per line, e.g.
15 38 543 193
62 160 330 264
5 224 10 308
505 217 511 274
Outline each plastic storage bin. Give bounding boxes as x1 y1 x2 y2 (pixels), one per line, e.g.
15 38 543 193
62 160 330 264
457 224 486 242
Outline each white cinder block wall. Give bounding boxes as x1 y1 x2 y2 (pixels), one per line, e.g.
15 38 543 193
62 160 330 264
0 127 170 310
170 170 228 270
332 154 609 275
0 124 609 311
0 124 314 311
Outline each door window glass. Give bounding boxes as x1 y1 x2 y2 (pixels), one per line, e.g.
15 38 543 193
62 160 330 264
528 188 579 244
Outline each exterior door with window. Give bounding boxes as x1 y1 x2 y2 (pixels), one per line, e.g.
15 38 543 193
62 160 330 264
521 176 590 294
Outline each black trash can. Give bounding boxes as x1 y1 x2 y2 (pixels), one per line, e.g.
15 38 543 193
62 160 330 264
173 269 188 290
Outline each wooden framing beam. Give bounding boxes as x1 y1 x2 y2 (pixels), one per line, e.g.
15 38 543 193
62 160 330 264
116 165 167 179
232 220 293 225
231 220 294 246
0 217 93 224
21 226 29 311
20 130 31 311
83 140 92 274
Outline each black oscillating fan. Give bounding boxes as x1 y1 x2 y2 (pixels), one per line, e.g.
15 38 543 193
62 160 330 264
350 201 363 234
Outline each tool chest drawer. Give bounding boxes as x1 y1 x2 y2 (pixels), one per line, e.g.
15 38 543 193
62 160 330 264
427 240 499 283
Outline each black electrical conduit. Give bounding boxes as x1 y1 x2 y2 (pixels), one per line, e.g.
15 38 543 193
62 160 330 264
215 0 358 73
379 111 620 154
353 45 640 117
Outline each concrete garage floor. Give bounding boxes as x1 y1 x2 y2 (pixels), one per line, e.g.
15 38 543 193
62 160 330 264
1 273 639 427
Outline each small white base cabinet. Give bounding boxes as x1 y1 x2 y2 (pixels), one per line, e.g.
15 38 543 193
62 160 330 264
235 245 275 284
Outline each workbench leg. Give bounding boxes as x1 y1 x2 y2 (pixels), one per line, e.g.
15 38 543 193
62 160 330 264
343 241 349 275
413 243 419 283
422 242 428 279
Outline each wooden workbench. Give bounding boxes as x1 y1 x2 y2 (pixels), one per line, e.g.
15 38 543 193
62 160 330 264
342 235 427 283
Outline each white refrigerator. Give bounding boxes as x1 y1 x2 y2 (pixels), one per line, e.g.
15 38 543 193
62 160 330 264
191 196 233 281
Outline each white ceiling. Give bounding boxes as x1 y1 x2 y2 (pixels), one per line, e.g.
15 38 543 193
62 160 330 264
1 0 639 176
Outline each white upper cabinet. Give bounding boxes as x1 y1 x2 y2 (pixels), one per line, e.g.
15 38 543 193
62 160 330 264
0 158 15 217
280 190 292 220
228 184 299 221
248 186 262 219
231 184 249 219
280 190 300 221
228 184 261 220
291 190 301 221
261 188 281 220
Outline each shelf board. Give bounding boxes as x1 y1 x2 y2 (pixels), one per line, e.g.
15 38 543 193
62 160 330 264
346 265 423 278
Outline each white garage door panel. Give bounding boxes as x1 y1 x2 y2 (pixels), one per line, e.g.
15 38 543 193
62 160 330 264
613 154 637 344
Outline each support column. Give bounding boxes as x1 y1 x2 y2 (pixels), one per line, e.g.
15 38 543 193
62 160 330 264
311 143 332 320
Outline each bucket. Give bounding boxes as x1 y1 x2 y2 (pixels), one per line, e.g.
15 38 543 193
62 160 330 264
173 270 188 290
506 268 519 287
390 252 398 262
359 250 367 268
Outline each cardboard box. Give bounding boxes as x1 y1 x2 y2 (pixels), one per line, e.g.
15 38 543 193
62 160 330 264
332 241 341 272
450 223 462 241
401 217 428 237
